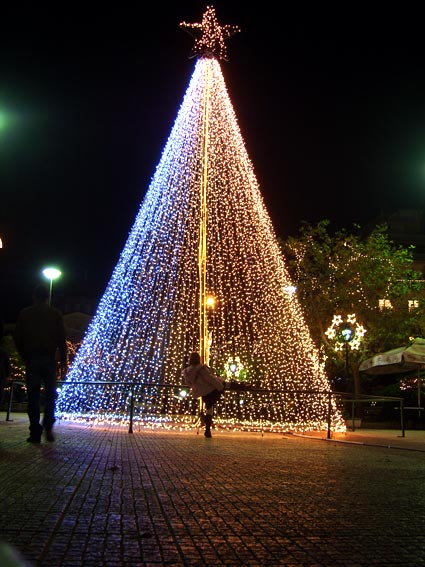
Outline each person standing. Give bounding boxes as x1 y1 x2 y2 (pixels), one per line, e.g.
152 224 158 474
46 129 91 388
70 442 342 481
14 284 67 443
182 352 225 438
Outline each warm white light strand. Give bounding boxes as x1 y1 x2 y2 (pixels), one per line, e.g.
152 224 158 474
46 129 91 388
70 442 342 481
57 56 345 432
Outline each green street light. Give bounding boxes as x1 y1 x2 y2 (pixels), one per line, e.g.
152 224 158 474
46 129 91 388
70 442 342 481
42 267 62 306
0 111 7 131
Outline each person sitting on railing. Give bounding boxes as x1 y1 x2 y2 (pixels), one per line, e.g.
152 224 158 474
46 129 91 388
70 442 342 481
182 352 225 438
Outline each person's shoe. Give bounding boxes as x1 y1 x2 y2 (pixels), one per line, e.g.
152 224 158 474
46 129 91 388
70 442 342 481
45 429 55 442
204 414 212 438
27 436 41 444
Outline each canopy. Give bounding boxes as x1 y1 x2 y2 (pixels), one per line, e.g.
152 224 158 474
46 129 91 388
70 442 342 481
359 338 425 375
359 338 425 409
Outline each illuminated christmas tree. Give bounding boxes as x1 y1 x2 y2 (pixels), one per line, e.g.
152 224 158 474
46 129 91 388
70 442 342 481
57 6 345 432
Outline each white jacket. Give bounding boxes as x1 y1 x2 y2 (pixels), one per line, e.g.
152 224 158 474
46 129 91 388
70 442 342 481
182 364 225 399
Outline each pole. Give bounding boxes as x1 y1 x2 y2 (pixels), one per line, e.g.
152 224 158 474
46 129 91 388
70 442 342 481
48 279 53 306
400 398 405 437
199 62 210 366
345 342 349 390
345 342 357 426
6 380 14 422
129 384 134 434
327 391 331 439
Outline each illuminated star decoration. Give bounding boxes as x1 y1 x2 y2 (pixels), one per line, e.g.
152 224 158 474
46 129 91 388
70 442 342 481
180 5 240 61
325 314 367 352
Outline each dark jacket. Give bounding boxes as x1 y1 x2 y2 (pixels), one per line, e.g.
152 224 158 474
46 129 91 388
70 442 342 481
14 303 67 363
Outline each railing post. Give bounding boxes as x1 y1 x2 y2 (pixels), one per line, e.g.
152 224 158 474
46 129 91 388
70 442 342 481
350 399 356 431
6 380 14 422
400 398 405 438
327 391 331 439
129 383 134 434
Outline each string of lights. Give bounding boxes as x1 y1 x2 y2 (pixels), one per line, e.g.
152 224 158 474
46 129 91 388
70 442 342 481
56 6 345 433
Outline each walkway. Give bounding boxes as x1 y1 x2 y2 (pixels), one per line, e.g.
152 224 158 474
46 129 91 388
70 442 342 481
1 414 425 566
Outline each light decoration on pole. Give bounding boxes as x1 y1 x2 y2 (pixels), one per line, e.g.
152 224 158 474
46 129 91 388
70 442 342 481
325 314 367 352
224 356 244 380
56 6 345 434
42 267 62 306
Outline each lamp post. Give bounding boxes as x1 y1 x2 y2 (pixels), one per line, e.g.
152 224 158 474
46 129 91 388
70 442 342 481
325 314 366 387
42 267 62 306
340 324 355 391
325 314 367 427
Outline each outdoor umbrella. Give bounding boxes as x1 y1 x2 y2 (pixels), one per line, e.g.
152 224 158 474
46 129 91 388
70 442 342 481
359 337 425 407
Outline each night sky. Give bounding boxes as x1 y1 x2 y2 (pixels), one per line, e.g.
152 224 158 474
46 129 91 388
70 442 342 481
1 2 425 320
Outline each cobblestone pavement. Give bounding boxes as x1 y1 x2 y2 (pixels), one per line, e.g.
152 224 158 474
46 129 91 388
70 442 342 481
1 414 425 567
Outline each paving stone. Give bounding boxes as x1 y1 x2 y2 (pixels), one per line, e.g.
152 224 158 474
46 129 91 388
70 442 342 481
1 415 425 566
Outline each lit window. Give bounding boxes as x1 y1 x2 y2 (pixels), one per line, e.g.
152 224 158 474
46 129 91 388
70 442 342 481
379 299 393 310
408 299 419 311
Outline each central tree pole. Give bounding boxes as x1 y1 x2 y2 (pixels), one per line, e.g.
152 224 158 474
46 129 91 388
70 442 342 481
181 5 240 367
199 61 210 366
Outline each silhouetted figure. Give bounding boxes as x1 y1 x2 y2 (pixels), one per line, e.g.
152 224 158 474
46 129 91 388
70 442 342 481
182 352 225 438
14 284 67 443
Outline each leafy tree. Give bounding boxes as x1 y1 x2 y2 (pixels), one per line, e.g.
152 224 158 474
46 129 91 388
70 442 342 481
1 334 25 380
279 220 425 399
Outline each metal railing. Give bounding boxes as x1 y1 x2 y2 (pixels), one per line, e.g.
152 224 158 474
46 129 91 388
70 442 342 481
338 393 405 436
3 380 406 438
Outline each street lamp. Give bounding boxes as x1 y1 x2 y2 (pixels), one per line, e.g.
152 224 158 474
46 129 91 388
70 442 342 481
325 314 367 427
325 314 366 385
42 267 62 306
339 323 355 387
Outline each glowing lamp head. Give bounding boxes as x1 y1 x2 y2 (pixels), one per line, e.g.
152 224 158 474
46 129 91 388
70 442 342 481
42 267 62 281
340 326 354 343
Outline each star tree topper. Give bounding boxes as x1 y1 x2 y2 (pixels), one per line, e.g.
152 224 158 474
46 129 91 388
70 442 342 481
180 5 240 62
